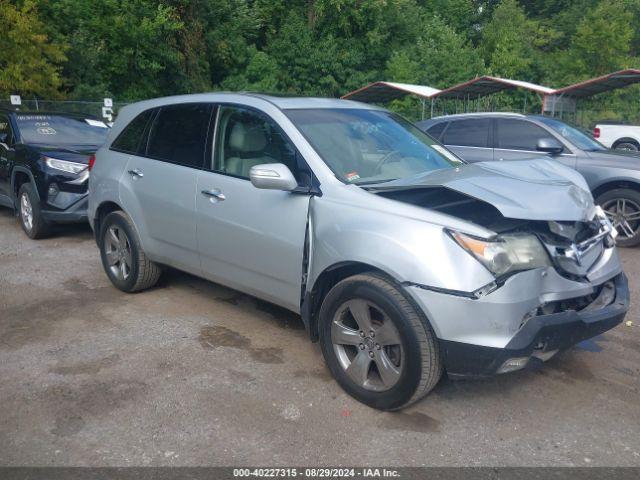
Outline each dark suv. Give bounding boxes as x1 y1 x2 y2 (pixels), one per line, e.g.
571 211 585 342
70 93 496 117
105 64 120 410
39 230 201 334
0 110 109 238
418 113 640 247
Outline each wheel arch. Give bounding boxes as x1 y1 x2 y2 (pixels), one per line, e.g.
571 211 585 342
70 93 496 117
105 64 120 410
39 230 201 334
93 200 125 246
612 137 640 149
11 167 39 205
592 180 640 200
301 261 400 342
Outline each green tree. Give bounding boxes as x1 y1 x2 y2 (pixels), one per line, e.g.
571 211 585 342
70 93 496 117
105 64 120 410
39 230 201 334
567 0 635 78
0 0 66 98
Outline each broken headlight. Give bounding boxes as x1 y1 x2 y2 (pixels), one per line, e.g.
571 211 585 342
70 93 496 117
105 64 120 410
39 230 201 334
450 231 551 277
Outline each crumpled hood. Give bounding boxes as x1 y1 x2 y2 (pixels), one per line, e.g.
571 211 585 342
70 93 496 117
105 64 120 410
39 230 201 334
372 159 596 222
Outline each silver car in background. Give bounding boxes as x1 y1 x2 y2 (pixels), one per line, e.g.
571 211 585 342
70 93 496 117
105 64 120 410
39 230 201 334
88 94 628 410
418 113 640 247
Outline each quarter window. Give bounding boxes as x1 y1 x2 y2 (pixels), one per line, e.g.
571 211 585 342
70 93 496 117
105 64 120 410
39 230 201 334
442 119 490 148
213 106 298 179
111 110 153 154
147 103 213 168
496 119 550 151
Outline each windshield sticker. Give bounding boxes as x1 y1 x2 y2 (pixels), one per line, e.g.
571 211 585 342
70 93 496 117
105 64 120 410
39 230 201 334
37 127 57 135
17 115 52 121
345 172 361 182
431 144 463 164
85 119 108 128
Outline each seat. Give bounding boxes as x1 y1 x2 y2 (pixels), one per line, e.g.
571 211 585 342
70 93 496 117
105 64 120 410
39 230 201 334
224 121 274 177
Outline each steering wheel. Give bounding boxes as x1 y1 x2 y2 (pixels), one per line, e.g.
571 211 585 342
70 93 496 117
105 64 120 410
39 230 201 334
373 150 402 174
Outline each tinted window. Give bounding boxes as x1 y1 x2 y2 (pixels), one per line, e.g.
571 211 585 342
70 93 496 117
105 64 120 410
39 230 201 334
442 119 490 147
147 103 212 168
537 117 603 152
496 119 550 151
15 114 109 146
111 110 153 154
214 106 299 179
0 115 12 144
426 122 447 140
285 108 462 185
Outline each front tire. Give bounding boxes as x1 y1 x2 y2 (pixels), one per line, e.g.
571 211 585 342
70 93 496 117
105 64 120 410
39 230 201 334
18 183 50 239
99 211 162 292
319 273 442 410
597 188 640 247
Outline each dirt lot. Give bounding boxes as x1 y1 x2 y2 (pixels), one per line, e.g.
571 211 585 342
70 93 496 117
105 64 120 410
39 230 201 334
0 207 639 467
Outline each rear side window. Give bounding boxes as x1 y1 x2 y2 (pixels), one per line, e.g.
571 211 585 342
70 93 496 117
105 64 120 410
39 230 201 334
442 119 490 148
426 122 447 140
111 110 153 154
496 119 549 151
146 103 213 168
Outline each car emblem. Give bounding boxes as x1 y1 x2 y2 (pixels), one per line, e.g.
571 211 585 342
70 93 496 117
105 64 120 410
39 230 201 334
564 243 583 266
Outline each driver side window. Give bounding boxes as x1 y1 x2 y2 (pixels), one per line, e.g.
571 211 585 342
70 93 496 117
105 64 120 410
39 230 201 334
0 116 13 146
213 106 298 179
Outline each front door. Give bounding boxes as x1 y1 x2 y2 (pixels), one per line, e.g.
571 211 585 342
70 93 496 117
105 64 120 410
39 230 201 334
196 105 311 311
494 119 576 169
0 115 15 203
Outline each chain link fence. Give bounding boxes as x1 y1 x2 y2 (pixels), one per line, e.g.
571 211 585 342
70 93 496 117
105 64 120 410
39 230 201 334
0 99 130 121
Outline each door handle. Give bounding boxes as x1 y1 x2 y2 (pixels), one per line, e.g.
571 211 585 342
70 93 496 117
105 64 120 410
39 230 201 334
201 189 226 202
128 168 144 178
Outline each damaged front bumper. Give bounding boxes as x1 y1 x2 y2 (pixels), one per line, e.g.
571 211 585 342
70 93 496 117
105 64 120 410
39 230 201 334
406 258 629 378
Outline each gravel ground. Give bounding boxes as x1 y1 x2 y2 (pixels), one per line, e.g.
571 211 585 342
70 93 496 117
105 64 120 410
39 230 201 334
0 208 639 467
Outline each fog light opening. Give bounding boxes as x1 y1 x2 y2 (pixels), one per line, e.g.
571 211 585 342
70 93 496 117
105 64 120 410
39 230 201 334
497 357 529 374
48 183 59 199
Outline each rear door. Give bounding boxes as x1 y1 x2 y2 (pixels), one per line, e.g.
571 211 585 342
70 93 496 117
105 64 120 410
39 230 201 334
195 104 311 311
440 118 493 163
119 103 214 274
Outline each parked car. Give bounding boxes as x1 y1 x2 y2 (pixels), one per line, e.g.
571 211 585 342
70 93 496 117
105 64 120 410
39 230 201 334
89 95 628 410
593 121 640 151
418 113 640 247
0 109 109 238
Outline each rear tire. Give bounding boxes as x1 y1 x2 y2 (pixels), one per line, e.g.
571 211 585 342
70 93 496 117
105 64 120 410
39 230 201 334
596 188 640 247
319 273 442 410
99 210 162 292
613 140 640 152
18 183 50 239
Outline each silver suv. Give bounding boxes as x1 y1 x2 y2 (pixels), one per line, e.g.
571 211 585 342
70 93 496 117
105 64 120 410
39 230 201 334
88 94 628 410
418 113 640 247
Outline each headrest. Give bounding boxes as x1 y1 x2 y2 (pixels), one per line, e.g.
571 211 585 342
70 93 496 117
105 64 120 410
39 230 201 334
229 122 267 152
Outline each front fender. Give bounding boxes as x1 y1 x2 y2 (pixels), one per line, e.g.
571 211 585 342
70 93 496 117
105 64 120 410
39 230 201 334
308 196 495 294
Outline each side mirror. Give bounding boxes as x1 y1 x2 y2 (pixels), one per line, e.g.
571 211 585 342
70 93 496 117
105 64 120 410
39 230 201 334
249 163 298 191
537 137 564 155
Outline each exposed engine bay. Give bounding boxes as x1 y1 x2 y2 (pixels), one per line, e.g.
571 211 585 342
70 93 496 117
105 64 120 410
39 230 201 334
374 186 616 279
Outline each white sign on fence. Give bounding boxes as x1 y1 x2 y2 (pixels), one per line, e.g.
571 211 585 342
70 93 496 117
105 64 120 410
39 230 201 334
10 95 21 105
104 98 113 108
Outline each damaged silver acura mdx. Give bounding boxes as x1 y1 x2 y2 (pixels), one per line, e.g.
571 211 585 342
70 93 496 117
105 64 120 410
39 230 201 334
88 94 629 410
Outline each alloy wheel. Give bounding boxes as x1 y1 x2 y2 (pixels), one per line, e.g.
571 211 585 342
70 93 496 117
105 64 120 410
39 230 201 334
331 299 403 392
104 226 133 281
602 197 640 239
20 193 33 231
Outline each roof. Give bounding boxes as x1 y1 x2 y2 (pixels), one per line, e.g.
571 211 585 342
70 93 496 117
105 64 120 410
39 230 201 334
552 69 640 98
340 82 441 103
429 112 526 120
431 76 555 99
